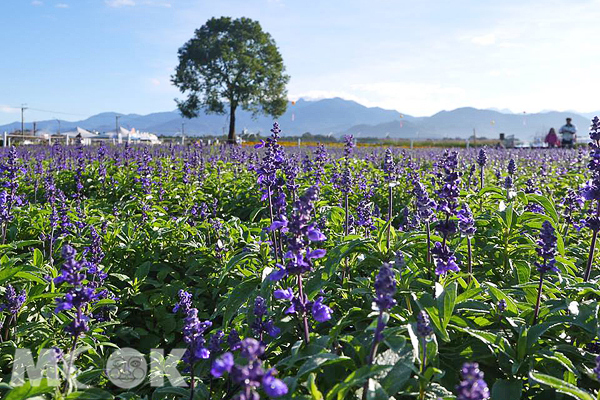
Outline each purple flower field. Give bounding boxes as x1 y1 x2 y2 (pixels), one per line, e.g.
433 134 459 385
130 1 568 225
2 119 600 399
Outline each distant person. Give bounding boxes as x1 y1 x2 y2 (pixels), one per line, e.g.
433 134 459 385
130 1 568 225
545 128 559 148
75 132 82 145
559 117 577 148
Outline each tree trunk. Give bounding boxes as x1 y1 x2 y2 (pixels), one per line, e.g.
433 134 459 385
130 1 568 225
228 103 236 144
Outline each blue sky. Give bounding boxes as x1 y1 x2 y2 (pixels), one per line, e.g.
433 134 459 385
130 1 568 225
1 0 599 124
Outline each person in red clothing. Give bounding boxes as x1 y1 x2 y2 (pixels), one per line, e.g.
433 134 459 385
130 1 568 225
545 128 560 148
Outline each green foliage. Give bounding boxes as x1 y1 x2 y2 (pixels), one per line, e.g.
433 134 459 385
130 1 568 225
172 16 290 142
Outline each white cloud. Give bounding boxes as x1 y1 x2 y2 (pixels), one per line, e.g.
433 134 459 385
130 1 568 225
105 0 171 7
31 1 43 5
471 33 496 46
105 0 135 7
0 106 19 114
288 90 364 103
55 3 69 8
150 78 161 86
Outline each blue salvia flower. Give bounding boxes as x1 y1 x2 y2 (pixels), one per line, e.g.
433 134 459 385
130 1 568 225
173 290 212 364
343 135 355 159
208 330 224 353
476 149 487 167
173 289 193 313
54 245 100 337
535 221 557 274
363 262 398 393
311 297 332 322
383 149 396 182
533 221 558 324
432 242 459 275
456 362 490 400
251 296 281 340
497 299 507 313
269 186 326 279
416 311 433 338
211 338 288 399
0 285 26 315
181 308 212 364
507 159 516 176
374 263 397 312
457 205 476 236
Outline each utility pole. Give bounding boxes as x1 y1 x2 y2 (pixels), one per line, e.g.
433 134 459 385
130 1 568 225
181 122 185 145
56 119 61 135
116 115 120 141
33 122 37 137
21 104 28 137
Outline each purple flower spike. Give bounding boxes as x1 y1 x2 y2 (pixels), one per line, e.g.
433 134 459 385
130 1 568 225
211 352 234 378
0 285 26 315
416 311 433 338
535 221 557 274
307 248 326 259
274 288 294 300
374 263 397 311
307 228 326 242
254 139 265 149
311 297 332 322
262 369 289 397
456 362 490 400
269 264 288 281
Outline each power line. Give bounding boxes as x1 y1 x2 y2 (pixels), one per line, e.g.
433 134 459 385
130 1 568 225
9 106 88 117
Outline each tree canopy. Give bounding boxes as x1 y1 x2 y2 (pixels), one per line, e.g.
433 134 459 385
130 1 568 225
172 17 290 143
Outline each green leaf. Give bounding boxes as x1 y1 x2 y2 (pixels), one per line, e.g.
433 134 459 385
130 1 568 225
526 321 565 350
151 386 190 400
14 272 46 285
308 373 323 400
529 371 594 400
134 261 152 281
220 278 259 326
65 389 115 399
437 282 457 330
220 252 258 283
297 353 350 377
3 379 54 400
491 379 523 400
326 365 390 400
485 283 519 314
32 249 43 268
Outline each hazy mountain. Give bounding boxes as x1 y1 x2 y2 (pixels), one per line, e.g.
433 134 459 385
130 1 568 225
341 107 590 140
0 98 593 140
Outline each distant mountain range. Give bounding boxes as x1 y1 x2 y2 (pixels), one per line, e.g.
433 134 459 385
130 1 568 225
1 98 596 140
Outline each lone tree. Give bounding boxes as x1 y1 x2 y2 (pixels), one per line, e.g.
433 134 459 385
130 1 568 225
172 17 290 143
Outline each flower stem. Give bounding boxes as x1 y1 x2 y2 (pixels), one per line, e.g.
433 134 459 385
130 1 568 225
467 236 473 284
362 311 385 400
533 272 545 325
267 186 279 262
584 199 600 282
189 363 195 400
419 336 427 400
386 185 393 250
584 230 597 282
297 275 310 344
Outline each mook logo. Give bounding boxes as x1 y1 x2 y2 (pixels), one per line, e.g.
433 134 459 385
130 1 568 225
10 347 188 389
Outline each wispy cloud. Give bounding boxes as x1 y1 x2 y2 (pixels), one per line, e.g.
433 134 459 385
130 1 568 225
105 0 135 7
471 33 496 46
55 3 69 8
31 1 43 6
0 106 20 114
105 0 171 7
